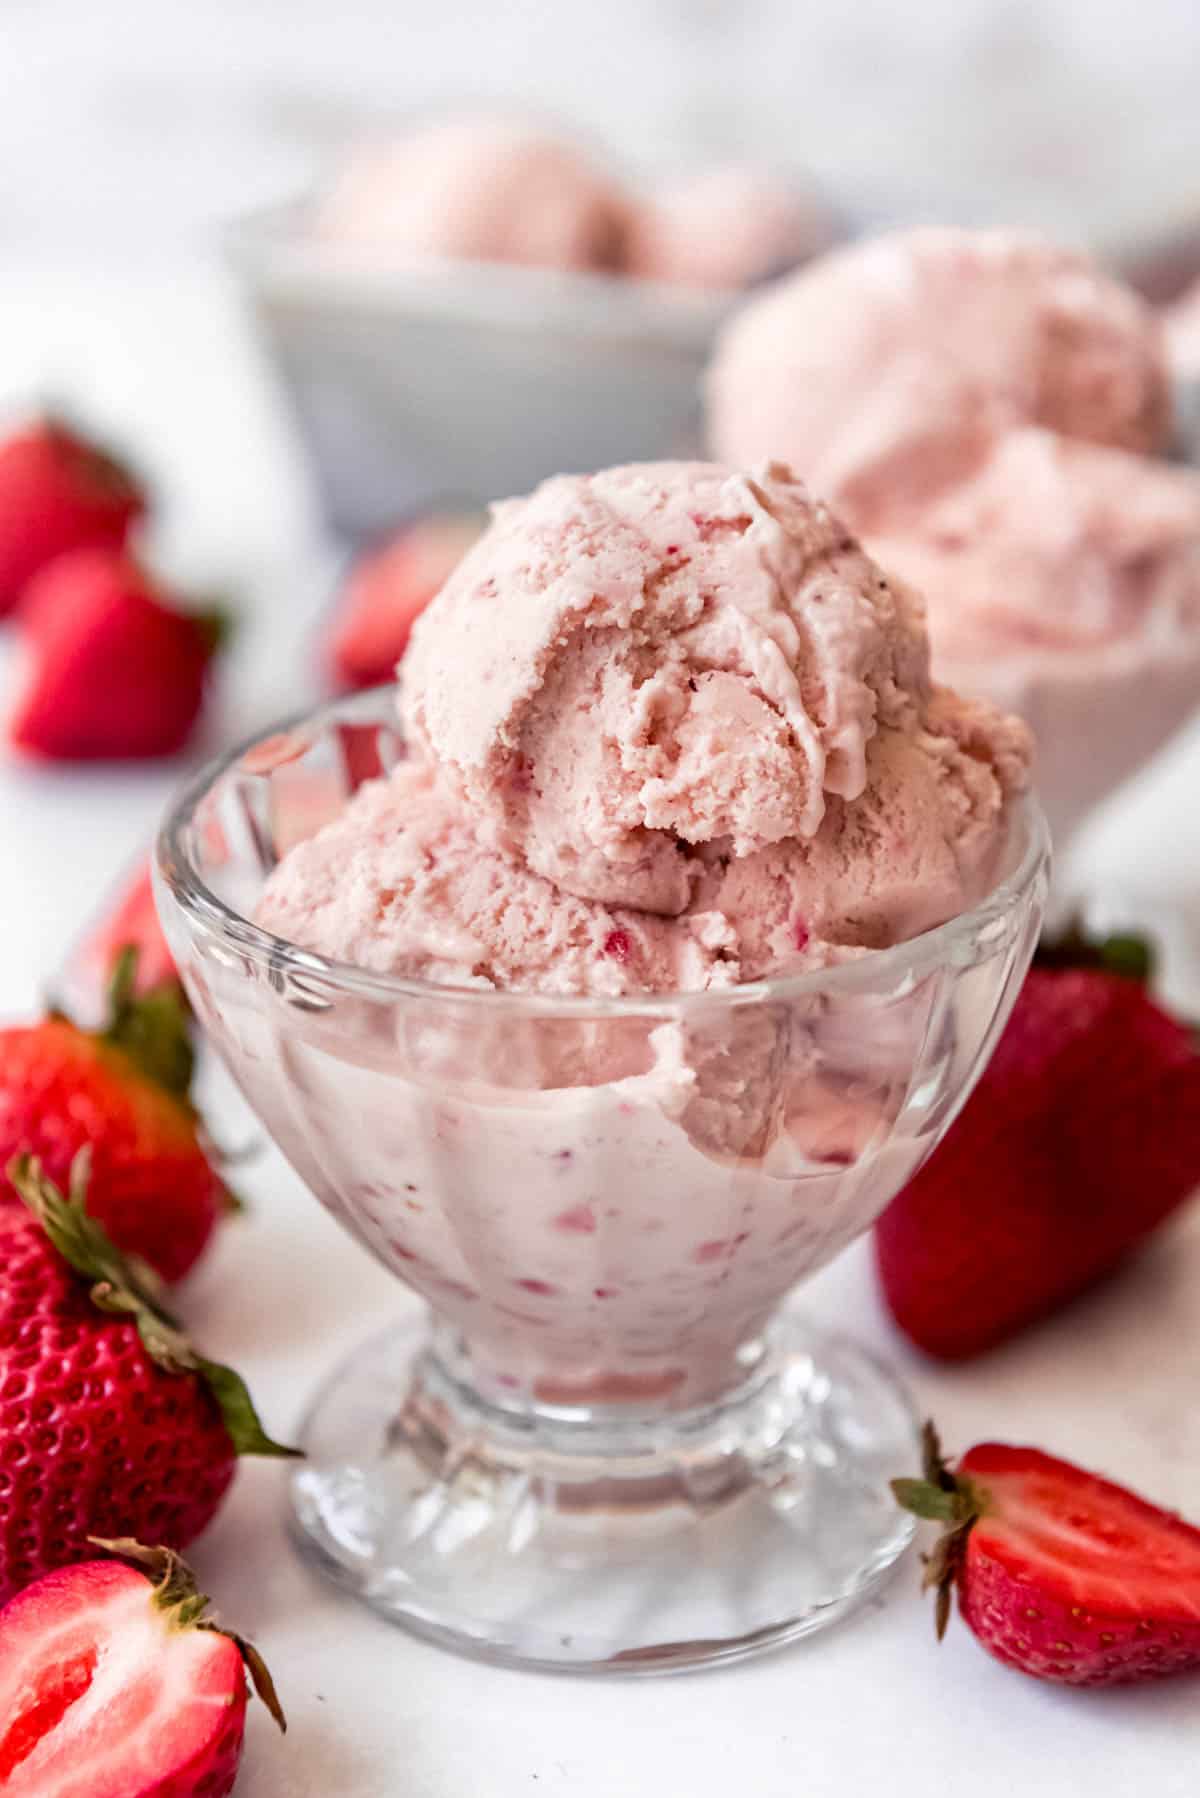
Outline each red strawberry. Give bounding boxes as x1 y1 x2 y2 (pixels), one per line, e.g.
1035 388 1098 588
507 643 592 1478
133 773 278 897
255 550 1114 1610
0 1540 284 1795
894 1423 1200 1685
325 512 481 690
0 953 224 1282
0 416 145 616
874 944 1200 1360
0 1154 295 1601
69 858 177 1017
9 549 223 761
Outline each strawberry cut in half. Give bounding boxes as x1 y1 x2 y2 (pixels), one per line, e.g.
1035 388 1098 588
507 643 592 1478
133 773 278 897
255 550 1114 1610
894 1422 1200 1686
0 1540 284 1797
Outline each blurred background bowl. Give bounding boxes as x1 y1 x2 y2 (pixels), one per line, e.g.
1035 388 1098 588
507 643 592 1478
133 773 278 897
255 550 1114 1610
229 200 731 541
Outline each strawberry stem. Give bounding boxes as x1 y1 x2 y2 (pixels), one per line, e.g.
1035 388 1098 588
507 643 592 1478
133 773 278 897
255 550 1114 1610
892 1420 986 1640
1035 920 1154 983
9 1152 300 1460
88 1538 286 1732
103 946 195 1100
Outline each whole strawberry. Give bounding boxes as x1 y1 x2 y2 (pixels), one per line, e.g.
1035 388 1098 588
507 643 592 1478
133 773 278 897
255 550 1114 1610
0 1154 295 1602
0 1540 284 1795
0 949 223 1282
9 548 223 760
894 1423 1200 1686
325 512 481 691
0 415 145 616
874 938 1200 1359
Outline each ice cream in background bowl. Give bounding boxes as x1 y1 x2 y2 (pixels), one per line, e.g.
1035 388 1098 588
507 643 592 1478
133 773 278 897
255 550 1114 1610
707 227 1198 853
624 165 837 293
313 114 631 274
868 428 1200 842
237 111 838 540
155 461 1048 1672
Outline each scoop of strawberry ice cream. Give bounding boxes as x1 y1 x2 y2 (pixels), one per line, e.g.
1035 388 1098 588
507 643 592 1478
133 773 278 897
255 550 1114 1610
870 429 1200 838
314 116 629 273
707 228 1171 533
400 461 1027 921
624 166 835 292
257 461 1031 995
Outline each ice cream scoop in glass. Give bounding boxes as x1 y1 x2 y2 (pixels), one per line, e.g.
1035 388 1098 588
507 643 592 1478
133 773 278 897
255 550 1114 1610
155 463 1049 1671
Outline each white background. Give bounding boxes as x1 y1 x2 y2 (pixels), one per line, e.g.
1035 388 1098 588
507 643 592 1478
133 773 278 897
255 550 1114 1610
6 0 1200 257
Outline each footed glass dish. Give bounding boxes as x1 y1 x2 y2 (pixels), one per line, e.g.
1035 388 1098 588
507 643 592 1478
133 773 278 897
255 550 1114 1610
156 688 1049 1673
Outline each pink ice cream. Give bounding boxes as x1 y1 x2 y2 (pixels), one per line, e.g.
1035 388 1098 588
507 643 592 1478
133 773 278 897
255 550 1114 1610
314 116 628 273
1165 277 1200 378
242 460 1036 1403
868 429 1200 839
625 166 835 292
707 228 1171 532
260 462 1030 995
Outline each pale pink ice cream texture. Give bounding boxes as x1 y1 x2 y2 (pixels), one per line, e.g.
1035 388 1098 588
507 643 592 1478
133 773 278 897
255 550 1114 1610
260 461 1031 996
245 460 1035 1403
314 115 629 273
867 429 1200 839
708 227 1172 532
708 229 1196 842
625 166 835 292
1165 276 1200 378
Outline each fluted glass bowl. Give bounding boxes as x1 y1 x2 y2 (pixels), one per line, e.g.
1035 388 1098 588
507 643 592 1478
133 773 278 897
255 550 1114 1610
155 687 1050 1673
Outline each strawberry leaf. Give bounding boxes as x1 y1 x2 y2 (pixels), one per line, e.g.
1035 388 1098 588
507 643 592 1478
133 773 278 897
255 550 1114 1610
103 946 195 1099
893 1417 988 1642
1035 920 1155 984
890 1478 960 1522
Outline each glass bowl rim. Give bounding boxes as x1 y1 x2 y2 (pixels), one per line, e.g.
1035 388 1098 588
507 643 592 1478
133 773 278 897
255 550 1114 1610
155 686 1051 1019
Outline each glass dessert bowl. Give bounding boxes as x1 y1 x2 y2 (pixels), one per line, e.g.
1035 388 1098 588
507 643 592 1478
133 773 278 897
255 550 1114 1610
156 689 1049 1673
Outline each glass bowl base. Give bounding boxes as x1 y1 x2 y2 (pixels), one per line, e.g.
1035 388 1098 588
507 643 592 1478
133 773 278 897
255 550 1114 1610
288 1308 919 1674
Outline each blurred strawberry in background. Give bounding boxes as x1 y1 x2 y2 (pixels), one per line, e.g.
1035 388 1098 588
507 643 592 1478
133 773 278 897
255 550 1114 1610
875 937 1200 1360
8 550 225 760
325 511 481 691
70 858 178 1015
0 416 146 615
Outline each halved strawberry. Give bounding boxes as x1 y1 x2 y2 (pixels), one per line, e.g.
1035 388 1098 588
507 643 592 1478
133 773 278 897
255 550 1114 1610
0 1541 283 1796
894 1423 1200 1685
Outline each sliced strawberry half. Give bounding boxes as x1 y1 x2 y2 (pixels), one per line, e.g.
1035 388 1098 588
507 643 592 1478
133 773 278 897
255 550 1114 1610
0 1541 283 1796
894 1423 1200 1685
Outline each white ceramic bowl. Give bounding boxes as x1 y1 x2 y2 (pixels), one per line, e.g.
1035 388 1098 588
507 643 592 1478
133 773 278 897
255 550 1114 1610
228 201 733 541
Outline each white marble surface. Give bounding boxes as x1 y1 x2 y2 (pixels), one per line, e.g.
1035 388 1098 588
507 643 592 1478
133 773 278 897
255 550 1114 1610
2 264 1200 1794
